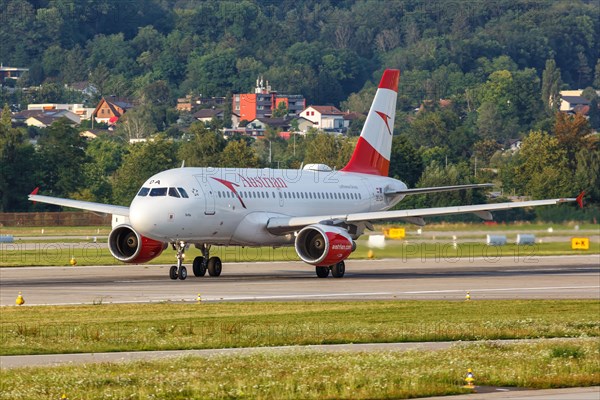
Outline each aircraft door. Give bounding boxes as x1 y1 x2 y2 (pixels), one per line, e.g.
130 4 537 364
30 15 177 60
194 175 216 215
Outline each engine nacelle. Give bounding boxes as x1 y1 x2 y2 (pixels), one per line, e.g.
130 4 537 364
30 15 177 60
108 225 167 264
294 224 354 266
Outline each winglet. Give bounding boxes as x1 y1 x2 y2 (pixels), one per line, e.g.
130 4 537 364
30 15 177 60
29 187 39 205
576 191 585 209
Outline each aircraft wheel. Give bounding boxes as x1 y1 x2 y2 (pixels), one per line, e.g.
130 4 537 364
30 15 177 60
207 257 222 277
331 261 345 278
169 265 178 280
193 256 206 277
316 266 330 278
178 266 187 280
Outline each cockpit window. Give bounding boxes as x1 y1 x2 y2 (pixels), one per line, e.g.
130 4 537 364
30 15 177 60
168 187 180 198
178 188 189 198
149 187 168 196
137 187 150 196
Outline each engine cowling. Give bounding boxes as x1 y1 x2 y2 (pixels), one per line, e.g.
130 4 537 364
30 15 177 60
294 224 355 266
108 225 167 263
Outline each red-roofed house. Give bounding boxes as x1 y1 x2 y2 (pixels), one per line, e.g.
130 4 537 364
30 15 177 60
93 97 134 124
299 106 349 131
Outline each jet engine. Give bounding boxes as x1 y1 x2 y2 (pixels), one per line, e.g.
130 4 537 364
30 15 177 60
294 224 355 266
108 225 167 263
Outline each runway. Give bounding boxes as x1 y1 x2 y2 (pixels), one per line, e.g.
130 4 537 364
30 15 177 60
1 255 598 306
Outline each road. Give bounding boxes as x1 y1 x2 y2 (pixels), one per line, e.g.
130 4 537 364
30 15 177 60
1 255 598 306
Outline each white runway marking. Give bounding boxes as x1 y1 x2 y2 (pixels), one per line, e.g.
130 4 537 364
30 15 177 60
403 286 600 294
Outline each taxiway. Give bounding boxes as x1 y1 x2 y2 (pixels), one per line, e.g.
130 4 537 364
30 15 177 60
1 255 598 306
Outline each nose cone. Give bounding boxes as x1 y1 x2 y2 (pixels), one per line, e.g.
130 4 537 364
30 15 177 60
129 197 157 238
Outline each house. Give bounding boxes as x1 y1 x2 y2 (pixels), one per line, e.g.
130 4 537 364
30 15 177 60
193 108 224 123
507 139 522 151
178 95 227 112
232 77 305 121
27 104 91 121
299 106 349 131
67 81 98 97
294 116 316 133
80 129 109 139
242 117 292 136
18 108 80 127
560 95 590 113
93 97 134 124
0 64 28 82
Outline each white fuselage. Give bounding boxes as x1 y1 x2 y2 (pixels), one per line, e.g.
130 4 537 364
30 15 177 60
129 165 407 246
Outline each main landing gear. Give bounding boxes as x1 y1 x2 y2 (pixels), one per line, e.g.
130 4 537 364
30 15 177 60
315 261 345 278
169 242 222 280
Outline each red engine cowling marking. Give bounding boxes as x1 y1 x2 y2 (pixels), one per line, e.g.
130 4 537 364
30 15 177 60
108 225 167 264
295 224 354 266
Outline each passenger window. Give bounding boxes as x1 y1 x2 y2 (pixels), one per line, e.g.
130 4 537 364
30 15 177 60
137 187 150 196
278 192 282 198
149 187 167 197
178 188 189 198
168 187 180 198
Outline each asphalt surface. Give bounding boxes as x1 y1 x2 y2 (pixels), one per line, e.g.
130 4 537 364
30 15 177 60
1 255 598 306
2 255 599 400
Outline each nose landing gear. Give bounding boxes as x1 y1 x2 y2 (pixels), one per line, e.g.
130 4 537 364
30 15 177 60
169 242 222 280
169 241 188 280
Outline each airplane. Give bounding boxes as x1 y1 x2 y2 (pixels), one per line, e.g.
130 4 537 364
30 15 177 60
28 69 582 280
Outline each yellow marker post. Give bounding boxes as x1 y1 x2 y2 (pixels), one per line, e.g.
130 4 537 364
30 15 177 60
571 238 590 250
463 368 475 389
367 250 375 259
196 293 202 304
465 292 471 301
16 292 24 306
70 257 77 266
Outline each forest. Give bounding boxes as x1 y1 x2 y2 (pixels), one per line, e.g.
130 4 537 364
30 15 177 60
0 0 599 221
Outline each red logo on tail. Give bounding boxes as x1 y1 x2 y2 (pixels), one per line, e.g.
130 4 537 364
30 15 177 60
376 111 393 135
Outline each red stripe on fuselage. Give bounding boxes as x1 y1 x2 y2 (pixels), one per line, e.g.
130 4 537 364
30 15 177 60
341 136 390 176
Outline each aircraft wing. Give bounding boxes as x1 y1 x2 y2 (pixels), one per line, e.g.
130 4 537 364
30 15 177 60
28 191 129 216
387 183 494 196
266 197 577 234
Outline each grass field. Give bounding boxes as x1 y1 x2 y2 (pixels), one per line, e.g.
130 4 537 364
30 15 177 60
3 222 598 237
2 300 598 356
1 239 598 267
1 339 598 399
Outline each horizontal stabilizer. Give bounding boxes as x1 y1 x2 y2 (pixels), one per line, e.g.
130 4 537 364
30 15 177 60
387 183 494 196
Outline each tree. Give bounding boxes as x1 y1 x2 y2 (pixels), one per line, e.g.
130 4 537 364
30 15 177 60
75 136 127 203
594 59 600 89
220 140 260 168
389 135 423 187
116 107 155 141
272 101 289 118
511 130 572 199
553 112 596 168
178 122 226 167
112 137 178 205
0 104 37 211
411 161 484 209
541 59 561 115
36 119 87 199
304 133 352 169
